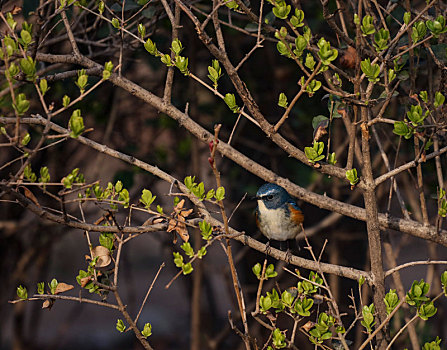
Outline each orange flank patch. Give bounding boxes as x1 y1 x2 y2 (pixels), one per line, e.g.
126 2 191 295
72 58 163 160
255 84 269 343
289 204 304 225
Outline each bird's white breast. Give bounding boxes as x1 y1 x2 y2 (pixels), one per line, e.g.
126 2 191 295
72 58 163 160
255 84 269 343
257 201 301 240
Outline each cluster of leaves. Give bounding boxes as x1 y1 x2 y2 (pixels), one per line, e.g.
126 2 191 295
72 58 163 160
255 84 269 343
393 90 445 140
345 168 359 187
256 270 338 346
17 278 74 309
23 164 51 185
406 279 437 320
184 176 225 202
61 168 85 189
144 37 189 75
82 180 130 208
116 319 152 338
171 218 214 275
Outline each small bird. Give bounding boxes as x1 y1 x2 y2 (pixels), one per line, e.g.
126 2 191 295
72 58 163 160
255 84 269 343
255 183 304 252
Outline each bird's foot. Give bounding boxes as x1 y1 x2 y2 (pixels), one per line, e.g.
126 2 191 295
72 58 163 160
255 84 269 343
285 248 293 264
264 240 272 256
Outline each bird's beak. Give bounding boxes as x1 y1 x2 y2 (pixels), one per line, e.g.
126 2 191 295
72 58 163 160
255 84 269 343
251 195 259 200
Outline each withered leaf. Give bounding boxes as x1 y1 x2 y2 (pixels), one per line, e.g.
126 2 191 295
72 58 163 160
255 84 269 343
42 299 54 310
80 276 92 288
166 200 193 242
20 186 40 207
11 6 22 14
92 246 111 268
54 282 74 295
174 199 185 213
301 321 314 332
340 46 358 69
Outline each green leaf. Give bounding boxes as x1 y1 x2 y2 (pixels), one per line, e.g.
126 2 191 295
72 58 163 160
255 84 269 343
39 166 50 184
21 133 31 146
403 12 411 25
252 263 261 278
76 70 88 93
260 295 272 313
434 91 445 108
138 23 146 39
441 271 447 295
225 1 238 9
272 328 287 348
359 276 365 286
116 319 126 332
276 41 291 57
175 56 189 75
20 29 32 46
140 189 156 208
171 38 183 55
360 58 380 83
384 289 399 315
118 188 130 208
115 181 123 193
207 59 222 89
199 220 212 240
422 337 442 350
99 232 114 251
305 53 316 70
426 16 447 38
182 262 193 275
272 1 291 20
290 9 304 28
17 285 28 300
278 92 288 108
69 109 85 138
346 168 359 186
141 322 152 338
265 264 277 279
304 142 324 163
144 38 158 55
62 95 71 108
181 242 194 258
37 282 45 294
24 164 37 182
373 28 390 52
49 278 58 295
327 152 337 165
317 37 338 65
13 93 30 115
173 252 184 267
281 290 294 307
361 15 375 36
412 21 427 43
418 302 437 320
111 18 120 29
215 186 225 201
197 246 207 259
224 93 240 113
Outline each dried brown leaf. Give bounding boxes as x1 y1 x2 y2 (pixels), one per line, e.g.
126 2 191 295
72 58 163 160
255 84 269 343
11 6 22 14
92 246 111 268
174 199 185 213
179 208 193 218
20 186 40 207
80 276 92 288
42 299 54 310
54 282 74 295
301 321 314 332
340 46 358 69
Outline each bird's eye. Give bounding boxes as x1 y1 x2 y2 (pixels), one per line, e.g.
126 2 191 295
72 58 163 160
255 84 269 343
267 195 274 200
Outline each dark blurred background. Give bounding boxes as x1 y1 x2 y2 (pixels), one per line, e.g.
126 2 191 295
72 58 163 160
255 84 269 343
1 0 447 349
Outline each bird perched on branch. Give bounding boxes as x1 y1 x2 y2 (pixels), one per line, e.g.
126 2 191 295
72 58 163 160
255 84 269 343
255 183 304 253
